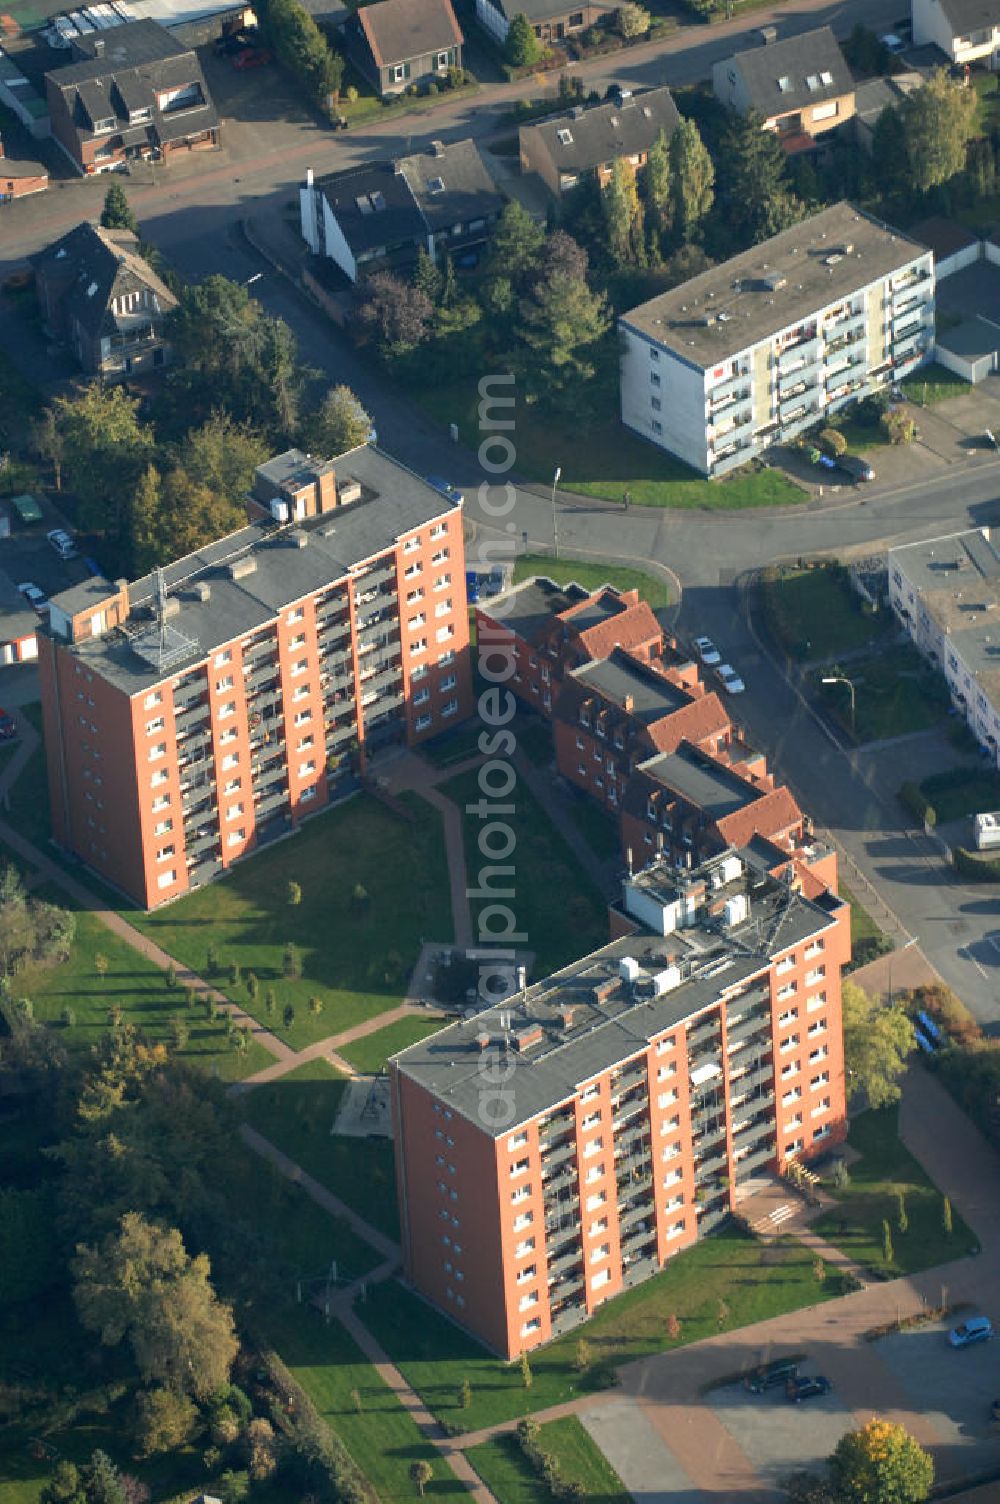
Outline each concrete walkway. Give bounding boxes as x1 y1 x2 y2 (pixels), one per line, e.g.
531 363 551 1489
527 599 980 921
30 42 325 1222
237 998 447 1087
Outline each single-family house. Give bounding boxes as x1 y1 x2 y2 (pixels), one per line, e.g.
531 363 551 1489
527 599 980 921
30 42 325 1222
474 0 615 48
912 0 1000 67
299 138 503 282
45 19 218 175
346 0 463 97
712 25 855 151
30 220 177 380
0 133 48 201
519 84 680 196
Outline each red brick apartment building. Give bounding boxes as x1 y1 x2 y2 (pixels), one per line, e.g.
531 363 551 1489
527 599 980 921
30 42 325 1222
391 845 849 1357
38 446 472 909
476 576 663 717
553 647 732 815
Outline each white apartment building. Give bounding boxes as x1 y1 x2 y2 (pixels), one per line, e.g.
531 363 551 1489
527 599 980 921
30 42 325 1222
912 0 1000 69
619 203 934 477
889 527 1000 762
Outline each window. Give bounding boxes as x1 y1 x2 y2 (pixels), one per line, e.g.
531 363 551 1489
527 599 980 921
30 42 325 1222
415 713 432 732
144 690 163 709
157 870 176 890
219 727 238 744
667 1220 685 1241
508 1131 528 1150
293 709 312 726
519 1290 539 1311
215 650 232 667
222 753 239 771
146 717 165 735
812 100 838 122
512 1212 533 1232
151 794 170 813
782 1087 802 1106
404 562 422 579
809 1045 829 1064
391 62 411 83
430 523 447 540
434 573 451 592
409 614 426 630
292 685 310 701
510 1157 530 1178
407 588 424 604
583 1136 604 1158
589 1243 610 1264
403 537 420 553
151 769 168 788
431 548 450 566
153 818 173 836
511 1185 530 1204
218 702 235 720
227 830 244 847
436 625 455 644
586 1190 607 1210
434 600 452 618
287 608 304 625
516 1263 535 1282
216 675 234 692
411 639 427 656
291 658 309 678
441 673 457 692
521 1318 541 1335
652 420 663 435
515 1238 535 1258
810 1071 830 1090
226 803 244 821
414 688 431 707
650 371 661 387
651 396 662 412
156 844 175 862
148 742 167 762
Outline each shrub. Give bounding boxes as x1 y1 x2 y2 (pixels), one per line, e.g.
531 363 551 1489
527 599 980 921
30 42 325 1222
819 427 847 456
166 963 178 989
881 408 916 444
953 845 1000 880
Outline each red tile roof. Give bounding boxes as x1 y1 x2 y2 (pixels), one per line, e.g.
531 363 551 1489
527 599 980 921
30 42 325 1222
575 600 662 662
646 691 730 754
716 785 803 849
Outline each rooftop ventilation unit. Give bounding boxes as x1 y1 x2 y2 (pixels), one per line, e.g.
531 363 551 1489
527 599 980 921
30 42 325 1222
619 955 641 983
761 272 787 292
269 498 289 524
287 529 308 549
430 138 445 156
338 479 362 505
194 580 211 602
228 556 257 581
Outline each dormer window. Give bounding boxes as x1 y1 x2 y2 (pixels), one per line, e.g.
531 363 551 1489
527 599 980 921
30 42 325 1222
819 70 833 84
777 76 791 92
129 106 151 124
556 128 573 145
92 116 115 134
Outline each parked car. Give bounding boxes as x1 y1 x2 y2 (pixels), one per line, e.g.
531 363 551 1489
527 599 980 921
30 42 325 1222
465 570 480 604
984 429 998 451
233 46 272 68
0 709 17 741
716 663 745 695
837 454 875 483
47 527 77 560
949 1317 993 1348
787 1375 832 1403
693 635 721 666
426 476 465 505
17 582 48 613
880 31 905 52
745 1357 800 1393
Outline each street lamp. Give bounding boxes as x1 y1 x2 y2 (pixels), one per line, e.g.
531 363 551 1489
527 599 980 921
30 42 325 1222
551 464 562 559
822 674 856 735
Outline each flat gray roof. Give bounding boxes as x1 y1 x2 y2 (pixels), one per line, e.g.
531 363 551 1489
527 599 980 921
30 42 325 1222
621 202 929 367
485 575 593 643
948 617 1000 701
935 315 1000 362
392 847 837 1132
891 527 1000 598
52 446 456 695
638 744 761 820
573 654 690 724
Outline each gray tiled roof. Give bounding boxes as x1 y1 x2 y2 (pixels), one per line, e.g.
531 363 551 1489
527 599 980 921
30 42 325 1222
30 222 177 339
520 85 679 176
51 446 458 695
399 139 504 234
720 25 851 118
938 0 1000 36
355 0 462 66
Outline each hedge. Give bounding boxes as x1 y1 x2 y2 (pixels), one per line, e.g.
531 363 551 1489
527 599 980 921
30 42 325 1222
953 845 1000 881
899 781 936 827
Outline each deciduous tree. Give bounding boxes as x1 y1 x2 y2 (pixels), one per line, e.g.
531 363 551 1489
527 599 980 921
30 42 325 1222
670 118 715 242
841 980 914 1108
50 385 154 540
132 1386 198 1457
618 2 650 37
829 1418 933 1503
71 1212 238 1399
901 69 978 193
354 271 433 361
303 384 373 456
603 158 646 267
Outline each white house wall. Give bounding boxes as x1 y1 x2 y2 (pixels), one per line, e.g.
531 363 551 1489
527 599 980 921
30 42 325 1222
620 325 708 473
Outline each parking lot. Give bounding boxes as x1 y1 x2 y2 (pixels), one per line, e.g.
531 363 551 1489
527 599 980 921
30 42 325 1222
0 495 95 663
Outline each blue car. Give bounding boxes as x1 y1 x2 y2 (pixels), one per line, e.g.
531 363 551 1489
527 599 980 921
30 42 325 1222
948 1317 993 1349
465 571 481 603
426 476 465 505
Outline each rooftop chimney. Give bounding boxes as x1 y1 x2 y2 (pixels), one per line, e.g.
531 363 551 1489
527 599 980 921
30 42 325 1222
623 694 634 714
93 36 105 55
759 23 777 43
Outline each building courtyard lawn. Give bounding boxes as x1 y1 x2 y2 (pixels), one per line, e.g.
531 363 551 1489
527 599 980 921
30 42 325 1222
237 1057 400 1242
337 1013 447 1075
813 1106 976 1277
131 792 454 1051
11 892 271 1081
918 766 1000 824
358 1224 843 1433
441 767 607 977
512 556 671 611
814 644 950 743
467 1419 630 1504
760 563 892 662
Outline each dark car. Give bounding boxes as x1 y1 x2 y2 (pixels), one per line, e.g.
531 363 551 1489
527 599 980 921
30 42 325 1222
787 1375 832 1403
837 453 875 483
0 708 17 741
745 1357 800 1393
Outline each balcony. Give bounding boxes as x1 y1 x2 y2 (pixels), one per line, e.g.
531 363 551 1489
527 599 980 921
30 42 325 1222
694 1147 729 1180
188 855 223 889
777 334 819 370
733 1136 776 1177
538 1112 576 1145
613 1121 650 1156
825 323 867 357
612 1092 649 1128
778 359 821 396
687 1013 721 1050
180 776 216 810
326 721 357 750
541 1137 577 1173
322 663 357 696
726 1009 771 1048
618 1198 653 1233
824 309 865 340
185 827 221 861
254 787 290 822
708 369 750 406
891 268 930 299
729 1059 775 1097
615 1162 653 1196
354 564 396 599
610 1063 647 1097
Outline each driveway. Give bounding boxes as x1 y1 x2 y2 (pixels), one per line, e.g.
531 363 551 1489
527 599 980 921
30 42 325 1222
571 1068 1000 1501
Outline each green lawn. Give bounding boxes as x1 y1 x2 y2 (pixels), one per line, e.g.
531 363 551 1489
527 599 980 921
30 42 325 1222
513 555 671 610
414 380 805 511
259 1303 460 1504
358 1225 843 1431
441 767 607 977
567 794 621 862
841 884 882 950
760 564 891 662
13 900 271 1082
238 1057 400 1242
919 767 1000 824
338 1014 447 1075
900 363 970 406
131 792 454 1049
467 1420 629 1504
517 722 555 768
419 721 486 769
814 644 949 743
813 1106 976 1276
